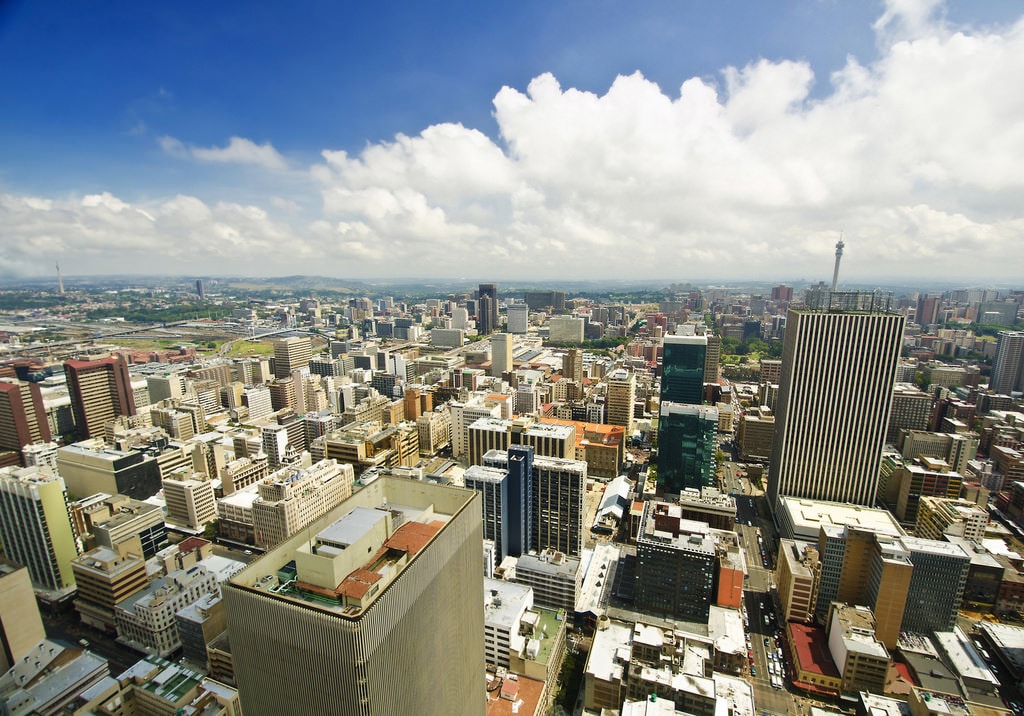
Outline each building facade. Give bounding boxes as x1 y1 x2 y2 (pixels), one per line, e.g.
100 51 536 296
768 307 905 509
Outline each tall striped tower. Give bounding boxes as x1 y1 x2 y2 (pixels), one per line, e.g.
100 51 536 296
768 306 905 509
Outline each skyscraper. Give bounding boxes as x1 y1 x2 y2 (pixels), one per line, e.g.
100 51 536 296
273 336 312 378
660 333 707 405
506 303 529 334
767 306 905 510
990 331 1024 395
0 559 46 671
64 355 135 440
222 477 484 715
0 465 78 592
478 283 498 335
657 403 719 495
605 369 636 435
0 379 51 463
490 333 513 378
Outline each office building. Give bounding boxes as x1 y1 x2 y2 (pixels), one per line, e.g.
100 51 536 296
71 545 149 632
524 290 565 313
251 459 354 549
272 336 312 378
64 355 136 439
826 604 889 696
990 331 1024 395
223 477 485 715
767 306 905 509
661 332 706 405
657 403 718 495
478 283 498 335
163 471 218 530
483 578 534 669
775 539 820 623
514 548 583 611
491 333 513 377
738 406 774 463
0 379 51 465
116 564 219 657
56 439 163 501
634 501 717 622
605 369 636 435
464 463 526 563
85 494 168 558
914 496 988 542
814 525 911 648
176 592 227 667
0 559 46 672
563 348 584 383
483 446 587 556
0 465 77 592
900 537 970 634
888 383 933 444
507 303 529 334
548 316 585 345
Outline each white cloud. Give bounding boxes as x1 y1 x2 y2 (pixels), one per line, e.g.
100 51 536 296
5 2 1024 282
160 135 288 171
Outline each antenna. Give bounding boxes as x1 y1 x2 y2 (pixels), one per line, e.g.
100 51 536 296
831 234 844 293
56 262 65 295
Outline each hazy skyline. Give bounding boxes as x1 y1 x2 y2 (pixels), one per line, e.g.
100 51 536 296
1 0 1022 284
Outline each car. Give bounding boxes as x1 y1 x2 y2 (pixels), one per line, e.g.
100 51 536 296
764 638 770 646
750 667 757 677
244 549 253 555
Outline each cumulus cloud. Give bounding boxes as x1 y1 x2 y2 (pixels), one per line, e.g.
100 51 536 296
305 2 1024 281
0 192 310 276
160 135 288 171
4 1 1024 282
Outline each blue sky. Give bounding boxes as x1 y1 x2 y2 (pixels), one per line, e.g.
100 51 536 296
1 0 1022 284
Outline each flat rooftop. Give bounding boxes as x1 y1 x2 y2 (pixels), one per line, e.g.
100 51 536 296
226 477 477 620
778 496 906 541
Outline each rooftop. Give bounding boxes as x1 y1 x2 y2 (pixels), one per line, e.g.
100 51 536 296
227 477 476 619
779 496 906 541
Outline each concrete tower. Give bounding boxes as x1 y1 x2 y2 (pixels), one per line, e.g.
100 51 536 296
768 306 905 510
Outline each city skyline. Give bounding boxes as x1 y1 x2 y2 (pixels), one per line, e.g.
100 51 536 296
1 1 1022 284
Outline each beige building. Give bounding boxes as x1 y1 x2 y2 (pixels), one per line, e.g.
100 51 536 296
251 459 354 548
163 470 218 529
826 603 889 695
116 564 219 657
273 336 312 378
605 369 636 435
0 559 46 671
776 539 820 623
222 477 485 715
0 465 78 592
914 496 989 542
738 406 774 463
72 545 149 632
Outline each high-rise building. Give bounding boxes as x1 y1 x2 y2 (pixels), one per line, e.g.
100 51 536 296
899 537 970 634
491 333 513 378
767 307 905 510
222 477 485 715
478 283 498 335
0 559 46 671
273 336 312 378
64 355 135 440
657 403 718 496
660 333 706 405
990 331 1024 395
634 501 717 622
0 379 51 463
605 369 636 435
563 348 584 383
0 465 78 592
483 445 586 556
548 316 585 345
506 303 529 334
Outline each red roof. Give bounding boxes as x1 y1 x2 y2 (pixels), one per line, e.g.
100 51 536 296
383 520 444 555
337 568 383 598
788 622 841 678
